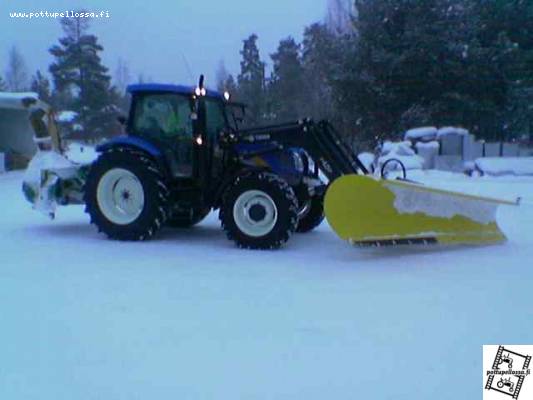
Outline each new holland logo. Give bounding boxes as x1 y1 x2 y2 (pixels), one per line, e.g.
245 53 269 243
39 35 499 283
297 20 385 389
484 345 532 400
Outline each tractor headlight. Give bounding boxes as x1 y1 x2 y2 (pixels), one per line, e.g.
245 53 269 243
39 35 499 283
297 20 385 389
291 151 305 173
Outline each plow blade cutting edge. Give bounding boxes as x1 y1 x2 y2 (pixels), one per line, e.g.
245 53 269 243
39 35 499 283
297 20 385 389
324 175 517 246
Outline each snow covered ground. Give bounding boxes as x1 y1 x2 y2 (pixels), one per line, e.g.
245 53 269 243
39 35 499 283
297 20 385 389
1 170 533 399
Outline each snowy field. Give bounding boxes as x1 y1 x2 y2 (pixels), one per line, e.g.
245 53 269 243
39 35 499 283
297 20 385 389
1 170 533 399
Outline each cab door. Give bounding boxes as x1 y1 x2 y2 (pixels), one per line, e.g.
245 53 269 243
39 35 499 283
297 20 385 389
131 93 195 178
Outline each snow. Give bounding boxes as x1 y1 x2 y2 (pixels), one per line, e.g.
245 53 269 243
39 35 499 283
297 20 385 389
416 141 440 150
379 141 424 170
65 143 99 164
437 126 469 138
404 126 437 141
0 91 39 110
475 157 533 176
1 170 533 399
56 110 78 123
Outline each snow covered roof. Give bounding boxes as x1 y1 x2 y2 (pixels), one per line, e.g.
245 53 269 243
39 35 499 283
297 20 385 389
404 127 438 141
0 92 40 110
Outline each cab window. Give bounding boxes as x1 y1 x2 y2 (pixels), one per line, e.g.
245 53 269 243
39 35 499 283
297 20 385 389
132 94 192 139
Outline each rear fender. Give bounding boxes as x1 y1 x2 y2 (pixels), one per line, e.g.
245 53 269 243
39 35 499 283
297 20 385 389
96 136 169 176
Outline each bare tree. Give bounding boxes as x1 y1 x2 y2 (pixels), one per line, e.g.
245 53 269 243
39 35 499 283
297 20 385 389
326 0 355 35
5 45 29 91
215 60 230 92
115 58 131 94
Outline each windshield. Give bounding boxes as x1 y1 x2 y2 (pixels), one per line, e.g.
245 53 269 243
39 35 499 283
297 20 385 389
224 103 246 131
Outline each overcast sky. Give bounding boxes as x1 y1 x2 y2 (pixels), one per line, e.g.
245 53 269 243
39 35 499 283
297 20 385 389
0 0 327 89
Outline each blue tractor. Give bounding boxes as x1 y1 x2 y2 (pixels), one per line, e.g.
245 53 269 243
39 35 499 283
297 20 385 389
83 76 368 249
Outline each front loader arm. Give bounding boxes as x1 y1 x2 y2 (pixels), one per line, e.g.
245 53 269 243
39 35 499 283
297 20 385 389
236 119 368 182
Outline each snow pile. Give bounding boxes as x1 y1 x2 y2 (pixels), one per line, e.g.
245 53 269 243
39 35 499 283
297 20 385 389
379 141 424 170
404 126 437 141
475 157 533 176
23 151 81 216
437 126 469 138
65 142 99 164
0 91 39 110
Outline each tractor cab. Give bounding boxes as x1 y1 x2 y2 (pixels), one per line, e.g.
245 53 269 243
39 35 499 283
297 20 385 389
125 82 228 182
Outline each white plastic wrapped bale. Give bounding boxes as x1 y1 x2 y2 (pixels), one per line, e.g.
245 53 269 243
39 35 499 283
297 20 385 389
475 157 533 176
404 126 437 142
415 141 440 169
378 141 424 171
437 126 469 138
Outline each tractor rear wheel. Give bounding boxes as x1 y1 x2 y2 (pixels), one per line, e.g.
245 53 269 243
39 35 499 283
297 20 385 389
220 172 298 250
296 195 325 233
84 149 169 241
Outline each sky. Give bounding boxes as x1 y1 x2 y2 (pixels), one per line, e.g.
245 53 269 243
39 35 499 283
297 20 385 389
0 0 327 89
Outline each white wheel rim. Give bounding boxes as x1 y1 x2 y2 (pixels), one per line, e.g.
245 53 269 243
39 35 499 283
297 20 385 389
233 190 278 237
96 168 145 225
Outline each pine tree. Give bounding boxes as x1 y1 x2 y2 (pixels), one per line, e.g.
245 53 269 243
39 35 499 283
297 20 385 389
49 12 119 138
5 45 28 92
269 37 306 122
30 70 51 103
237 34 266 125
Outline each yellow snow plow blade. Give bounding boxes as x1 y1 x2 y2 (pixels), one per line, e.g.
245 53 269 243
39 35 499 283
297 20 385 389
324 175 517 246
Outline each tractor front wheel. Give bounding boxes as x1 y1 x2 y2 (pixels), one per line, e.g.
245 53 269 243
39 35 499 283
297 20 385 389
220 172 298 250
296 195 325 233
84 149 169 241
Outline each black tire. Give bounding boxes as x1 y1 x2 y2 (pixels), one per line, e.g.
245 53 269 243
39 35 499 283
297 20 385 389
167 208 210 228
84 149 169 241
296 195 325 233
220 172 298 250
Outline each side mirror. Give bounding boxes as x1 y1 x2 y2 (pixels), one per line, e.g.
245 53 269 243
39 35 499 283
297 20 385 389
117 115 127 126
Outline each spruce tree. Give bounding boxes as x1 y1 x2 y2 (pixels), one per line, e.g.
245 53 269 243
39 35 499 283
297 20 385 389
237 34 266 126
49 13 119 138
301 23 339 122
269 37 306 122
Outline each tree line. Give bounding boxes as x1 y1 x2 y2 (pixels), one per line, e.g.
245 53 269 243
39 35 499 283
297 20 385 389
1 0 532 149
221 0 533 148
